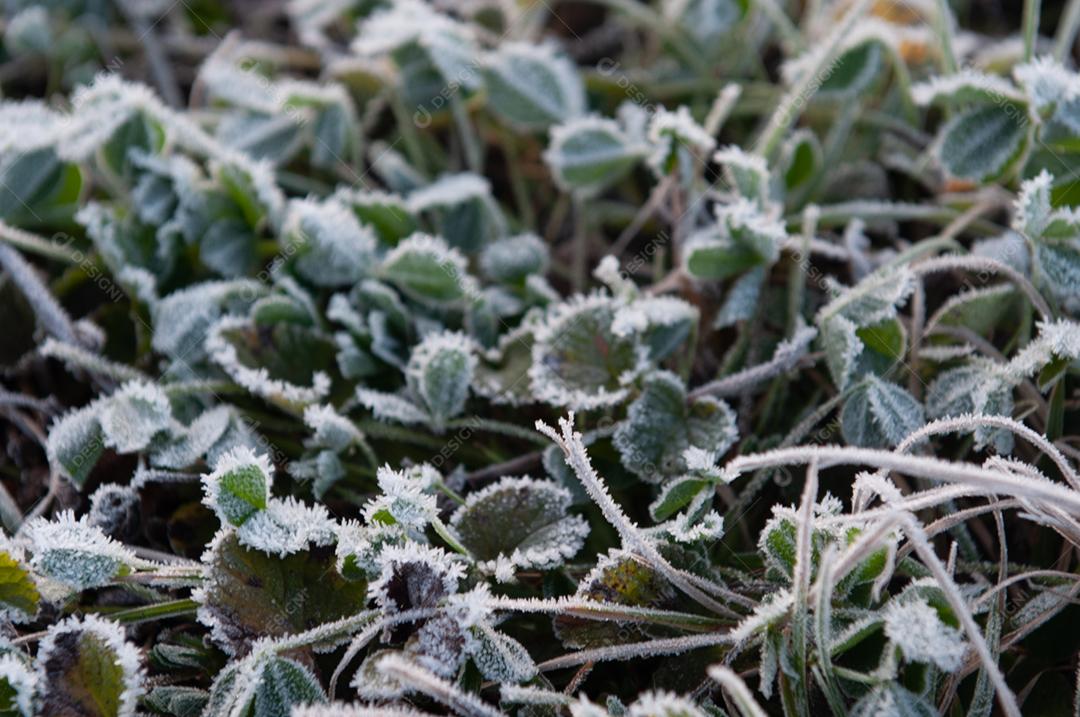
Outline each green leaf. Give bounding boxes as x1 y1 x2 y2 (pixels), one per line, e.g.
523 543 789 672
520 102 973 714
0 550 38 622
782 130 821 192
650 475 712 522
196 532 367 655
337 190 419 245
818 42 882 98
855 318 906 362
544 118 645 197
204 448 271 527
684 232 765 280
0 148 82 225
936 104 1029 182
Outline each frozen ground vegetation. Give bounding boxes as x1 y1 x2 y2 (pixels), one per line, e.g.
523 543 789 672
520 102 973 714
1 0 1080 715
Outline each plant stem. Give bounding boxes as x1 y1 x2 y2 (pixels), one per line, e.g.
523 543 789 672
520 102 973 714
1023 0 1041 62
1054 0 1080 60
99 598 198 624
0 221 81 264
932 0 959 74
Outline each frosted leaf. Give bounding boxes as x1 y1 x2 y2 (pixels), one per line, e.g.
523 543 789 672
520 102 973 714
934 104 1029 182
530 293 648 410
152 279 266 361
405 331 477 431
449 476 589 573
206 315 332 409
712 146 771 205
473 314 541 406
98 380 173 454
926 362 1015 452
627 691 708 717
46 402 105 488
372 543 465 613
285 198 377 288
1032 242 1080 307
662 496 725 545
352 0 475 66
1007 319 1080 379
683 199 785 280
820 314 864 390
841 376 925 449
332 187 419 245
614 371 738 482
25 511 136 592
911 70 1027 107
57 75 166 168
406 613 467 677
151 405 232 469
593 255 638 300
543 116 647 197
235 497 337 556
352 649 407 700
729 589 794 643
362 465 439 532
662 0 744 46
1011 170 1079 240
36 614 143 717
407 174 504 254
569 696 613 717
480 233 550 284
714 265 767 328
379 233 477 307
612 296 699 363
0 653 34 716
201 446 272 527
883 598 967 671
355 388 430 426
303 404 363 452
647 106 716 177
817 269 914 388
466 622 538 683
445 584 494 629
928 284 1022 338
850 684 937 717
482 42 585 130
1013 56 1080 116
203 654 325 717
87 483 140 539
195 528 366 656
